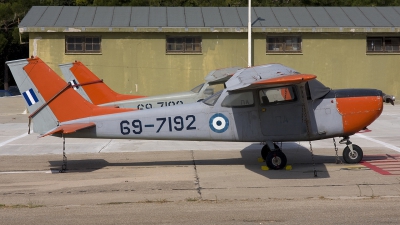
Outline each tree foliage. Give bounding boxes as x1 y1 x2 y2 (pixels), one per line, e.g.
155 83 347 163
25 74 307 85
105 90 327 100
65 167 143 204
1 0 400 88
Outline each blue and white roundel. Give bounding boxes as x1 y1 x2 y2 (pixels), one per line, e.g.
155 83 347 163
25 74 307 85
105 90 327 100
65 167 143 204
209 113 229 133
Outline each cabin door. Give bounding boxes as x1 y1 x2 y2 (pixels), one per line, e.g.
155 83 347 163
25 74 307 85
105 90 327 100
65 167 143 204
258 86 307 138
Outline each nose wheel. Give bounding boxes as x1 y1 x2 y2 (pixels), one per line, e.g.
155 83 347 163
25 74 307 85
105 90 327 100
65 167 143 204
340 137 363 164
343 144 363 164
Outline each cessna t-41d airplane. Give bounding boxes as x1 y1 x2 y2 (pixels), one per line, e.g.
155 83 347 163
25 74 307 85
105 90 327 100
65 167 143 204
6 57 395 172
59 60 242 110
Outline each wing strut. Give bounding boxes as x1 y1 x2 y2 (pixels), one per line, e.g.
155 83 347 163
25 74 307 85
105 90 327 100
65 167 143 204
28 82 72 134
299 83 318 177
70 79 104 88
27 79 104 134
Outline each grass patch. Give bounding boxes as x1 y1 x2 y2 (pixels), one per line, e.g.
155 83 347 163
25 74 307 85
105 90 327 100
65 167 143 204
185 197 200 202
0 203 43 209
101 202 132 205
138 198 170 204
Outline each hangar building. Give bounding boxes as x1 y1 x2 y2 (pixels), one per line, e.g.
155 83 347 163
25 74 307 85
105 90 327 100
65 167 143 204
18 6 400 96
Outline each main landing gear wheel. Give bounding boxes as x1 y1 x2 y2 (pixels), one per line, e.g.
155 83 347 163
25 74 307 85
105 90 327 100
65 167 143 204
342 144 363 164
266 150 287 170
261 143 280 160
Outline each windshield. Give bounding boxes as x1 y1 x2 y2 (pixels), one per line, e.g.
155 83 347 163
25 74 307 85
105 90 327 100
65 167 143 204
203 90 223 106
190 83 205 93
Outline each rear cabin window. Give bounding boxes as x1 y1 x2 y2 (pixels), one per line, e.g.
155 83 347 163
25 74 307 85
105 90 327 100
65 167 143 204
259 86 296 104
203 90 222 106
221 91 254 107
190 83 204 93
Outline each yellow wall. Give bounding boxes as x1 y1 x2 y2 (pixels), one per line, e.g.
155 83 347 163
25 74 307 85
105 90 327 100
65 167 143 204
29 32 399 97
254 33 400 96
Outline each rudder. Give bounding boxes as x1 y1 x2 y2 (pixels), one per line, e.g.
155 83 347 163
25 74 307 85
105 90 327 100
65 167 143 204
63 61 145 105
6 58 59 134
7 57 134 135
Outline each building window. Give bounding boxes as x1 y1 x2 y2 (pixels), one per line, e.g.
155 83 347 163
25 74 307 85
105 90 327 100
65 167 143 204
166 36 202 53
65 36 101 53
266 36 302 53
367 37 400 53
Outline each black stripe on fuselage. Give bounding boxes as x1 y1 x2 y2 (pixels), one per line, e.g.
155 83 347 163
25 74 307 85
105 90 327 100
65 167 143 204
324 89 382 99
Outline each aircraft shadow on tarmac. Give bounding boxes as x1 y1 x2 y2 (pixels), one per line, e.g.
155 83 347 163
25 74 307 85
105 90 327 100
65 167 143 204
48 142 334 179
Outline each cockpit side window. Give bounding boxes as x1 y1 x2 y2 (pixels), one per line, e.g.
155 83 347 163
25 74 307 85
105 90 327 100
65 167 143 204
221 91 254 108
203 90 223 106
190 83 205 93
259 86 297 105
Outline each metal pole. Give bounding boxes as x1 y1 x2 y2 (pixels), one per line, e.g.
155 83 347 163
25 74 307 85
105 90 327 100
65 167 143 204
248 0 251 67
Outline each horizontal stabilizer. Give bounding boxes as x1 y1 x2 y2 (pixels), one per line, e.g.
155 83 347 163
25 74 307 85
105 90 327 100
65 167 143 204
40 123 96 137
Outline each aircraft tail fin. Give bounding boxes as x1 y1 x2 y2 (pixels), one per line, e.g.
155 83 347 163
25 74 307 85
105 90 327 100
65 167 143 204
6 57 134 135
60 61 145 105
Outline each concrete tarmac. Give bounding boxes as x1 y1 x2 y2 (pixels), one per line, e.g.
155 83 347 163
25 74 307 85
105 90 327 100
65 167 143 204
1 96 400 224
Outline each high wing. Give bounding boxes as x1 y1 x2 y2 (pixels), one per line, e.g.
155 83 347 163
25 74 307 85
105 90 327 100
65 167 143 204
228 74 317 92
204 66 243 85
225 64 316 92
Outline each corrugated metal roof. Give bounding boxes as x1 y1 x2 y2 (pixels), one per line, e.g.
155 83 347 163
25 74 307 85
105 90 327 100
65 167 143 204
185 7 204 27
112 7 131 26
377 7 400 26
54 6 79 27
74 7 96 27
35 6 63 27
20 6 47 27
149 7 167 27
130 7 148 27
92 7 113 27
167 7 185 27
360 7 391 26
254 7 279 27
290 7 317 27
325 7 354 27
342 7 373 26
271 7 299 27
202 7 223 27
307 7 336 27
19 6 400 29
220 7 242 27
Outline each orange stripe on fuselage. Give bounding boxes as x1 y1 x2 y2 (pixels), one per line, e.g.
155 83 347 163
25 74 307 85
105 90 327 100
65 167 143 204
70 61 146 105
25 57 134 123
336 96 383 135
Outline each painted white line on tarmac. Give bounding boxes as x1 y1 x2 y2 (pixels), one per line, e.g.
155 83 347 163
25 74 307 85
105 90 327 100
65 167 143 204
0 132 28 148
355 133 400 153
0 170 55 174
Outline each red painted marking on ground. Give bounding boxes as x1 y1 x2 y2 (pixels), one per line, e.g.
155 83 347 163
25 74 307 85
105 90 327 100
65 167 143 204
357 129 372 133
360 154 400 175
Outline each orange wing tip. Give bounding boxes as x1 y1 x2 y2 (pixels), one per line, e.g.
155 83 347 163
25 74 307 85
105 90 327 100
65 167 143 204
40 123 96 138
254 74 317 85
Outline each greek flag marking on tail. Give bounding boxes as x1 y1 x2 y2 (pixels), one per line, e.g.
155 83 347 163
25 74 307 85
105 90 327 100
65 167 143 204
69 79 79 90
23 89 39 106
